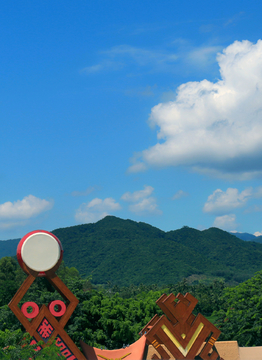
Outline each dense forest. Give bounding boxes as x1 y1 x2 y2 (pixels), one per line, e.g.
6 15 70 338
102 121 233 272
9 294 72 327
1 254 262 358
2 216 262 286
42 216 262 285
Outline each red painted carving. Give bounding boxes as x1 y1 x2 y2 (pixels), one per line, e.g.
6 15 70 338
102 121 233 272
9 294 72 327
29 338 42 352
21 301 39 319
56 337 77 359
38 319 54 340
48 300 66 317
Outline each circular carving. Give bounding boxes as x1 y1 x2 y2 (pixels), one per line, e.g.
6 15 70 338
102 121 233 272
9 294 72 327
48 300 66 317
21 302 39 319
17 230 63 274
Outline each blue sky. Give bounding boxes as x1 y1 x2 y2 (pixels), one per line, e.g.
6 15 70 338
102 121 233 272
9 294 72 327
1 0 262 239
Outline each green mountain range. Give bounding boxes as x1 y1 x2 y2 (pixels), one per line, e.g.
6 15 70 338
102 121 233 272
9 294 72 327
0 238 20 259
52 216 262 285
230 231 262 243
1 216 262 286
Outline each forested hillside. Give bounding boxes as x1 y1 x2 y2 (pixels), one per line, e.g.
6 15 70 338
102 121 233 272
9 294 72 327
1 254 262 356
2 216 262 286
52 216 262 285
0 238 20 259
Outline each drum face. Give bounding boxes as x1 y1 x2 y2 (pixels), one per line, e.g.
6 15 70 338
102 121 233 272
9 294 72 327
18 231 62 272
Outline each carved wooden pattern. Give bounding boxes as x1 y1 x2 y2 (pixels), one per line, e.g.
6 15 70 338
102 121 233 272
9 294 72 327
8 268 85 360
140 292 224 360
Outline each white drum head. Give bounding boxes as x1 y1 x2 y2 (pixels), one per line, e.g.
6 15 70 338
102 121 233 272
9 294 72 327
21 232 61 272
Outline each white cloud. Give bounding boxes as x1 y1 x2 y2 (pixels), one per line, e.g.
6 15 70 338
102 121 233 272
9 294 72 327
129 197 162 216
0 195 53 220
186 46 222 67
129 40 262 179
254 231 262 237
82 43 221 76
82 64 103 74
121 185 162 216
0 195 53 230
0 221 27 230
203 188 253 215
191 168 262 181
103 45 179 65
121 185 154 202
204 186 262 215
81 45 180 75
81 60 123 74
213 214 237 231
127 161 147 174
172 190 189 200
75 197 121 224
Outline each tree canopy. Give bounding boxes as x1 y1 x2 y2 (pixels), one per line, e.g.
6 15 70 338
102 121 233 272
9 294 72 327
1 255 262 352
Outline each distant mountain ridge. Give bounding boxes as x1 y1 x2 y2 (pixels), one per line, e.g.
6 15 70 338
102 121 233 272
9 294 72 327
230 231 262 243
0 238 20 259
1 217 262 286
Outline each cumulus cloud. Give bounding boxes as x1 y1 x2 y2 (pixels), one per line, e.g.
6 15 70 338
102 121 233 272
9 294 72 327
213 214 238 231
75 197 121 224
203 188 252 215
172 190 189 200
121 185 162 215
0 195 53 220
129 40 262 179
129 197 162 215
121 185 154 202
0 195 53 229
204 187 262 215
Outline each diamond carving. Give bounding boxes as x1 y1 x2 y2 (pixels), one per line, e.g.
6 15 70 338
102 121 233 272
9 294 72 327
140 292 224 360
8 272 85 359
37 318 54 342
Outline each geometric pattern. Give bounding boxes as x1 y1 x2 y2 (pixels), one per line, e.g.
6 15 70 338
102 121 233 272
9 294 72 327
37 318 54 342
8 271 86 360
139 292 224 360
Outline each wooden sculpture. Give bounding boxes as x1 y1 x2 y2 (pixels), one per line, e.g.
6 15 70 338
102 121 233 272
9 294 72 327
8 230 86 360
140 292 224 360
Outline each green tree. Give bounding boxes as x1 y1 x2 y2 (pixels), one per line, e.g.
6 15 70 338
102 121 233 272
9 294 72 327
0 257 20 307
0 331 66 360
215 270 262 346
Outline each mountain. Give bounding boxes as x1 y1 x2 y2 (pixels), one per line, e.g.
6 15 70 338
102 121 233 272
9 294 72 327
230 231 262 244
2 216 262 286
52 216 262 285
0 238 20 258
230 232 257 241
